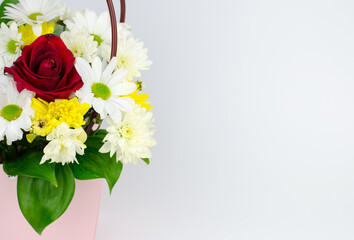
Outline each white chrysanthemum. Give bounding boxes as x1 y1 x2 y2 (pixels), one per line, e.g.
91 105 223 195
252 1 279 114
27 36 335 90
61 28 98 63
75 56 136 122
99 106 156 164
65 9 111 61
59 4 72 22
40 122 87 165
0 23 23 67
4 0 65 25
0 79 34 145
118 23 133 40
99 23 134 61
116 36 152 80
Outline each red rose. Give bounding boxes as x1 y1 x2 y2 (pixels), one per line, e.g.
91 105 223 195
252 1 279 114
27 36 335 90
5 34 83 102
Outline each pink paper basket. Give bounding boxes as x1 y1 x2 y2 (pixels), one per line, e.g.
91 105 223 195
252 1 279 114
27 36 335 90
0 170 104 240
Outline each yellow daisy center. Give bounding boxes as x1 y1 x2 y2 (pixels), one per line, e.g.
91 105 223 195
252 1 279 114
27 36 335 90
7 40 18 54
28 12 43 21
91 83 111 100
1 104 22 121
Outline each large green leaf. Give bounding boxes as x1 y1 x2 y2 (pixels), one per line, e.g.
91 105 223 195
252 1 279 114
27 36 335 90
0 0 19 24
70 134 123 193
17 165 75 235
3 151 57 186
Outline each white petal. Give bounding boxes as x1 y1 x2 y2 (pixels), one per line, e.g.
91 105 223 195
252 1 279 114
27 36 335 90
92 97 106 117
32 24 42 36
109 97 134 112
110 82 136 96
105 101 122 122
91 57 102 82
75 57 95 85
0 118 7 141
5 120 23 145
101 57 117 84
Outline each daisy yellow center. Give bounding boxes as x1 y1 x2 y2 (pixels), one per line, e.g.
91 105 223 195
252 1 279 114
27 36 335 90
1 104 22 121
28 12 43 21
7 40 17 54
91 83 111 100
91 34 103 46
121 126 134 140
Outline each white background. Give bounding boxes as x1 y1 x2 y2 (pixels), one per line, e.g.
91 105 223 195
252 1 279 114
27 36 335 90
64 0 354 239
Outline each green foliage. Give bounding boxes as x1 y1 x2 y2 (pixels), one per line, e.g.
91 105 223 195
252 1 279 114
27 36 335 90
2 129 126 234
70 133 123 193
3 151 57 186
93 129 107 136
17 165 75 235
0 142 17 160
0 0 19 24
142 158 150 165
53 23 65 37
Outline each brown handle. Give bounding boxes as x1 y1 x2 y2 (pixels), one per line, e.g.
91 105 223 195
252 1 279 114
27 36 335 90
106 0 126 59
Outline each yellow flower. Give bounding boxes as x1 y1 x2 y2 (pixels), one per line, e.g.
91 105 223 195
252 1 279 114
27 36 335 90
18 22 55 46
125 90 153 111
123 81 153 111
30 97 90 137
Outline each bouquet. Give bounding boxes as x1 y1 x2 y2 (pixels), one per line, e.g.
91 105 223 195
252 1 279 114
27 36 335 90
0 0 156 235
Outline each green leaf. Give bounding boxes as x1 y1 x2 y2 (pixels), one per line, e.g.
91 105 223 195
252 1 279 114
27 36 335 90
0 0 19 24
70 134 123 193
53 24 65 37
17 164 75 235
94 129 108 136
3 151 57 187
142 158 150 165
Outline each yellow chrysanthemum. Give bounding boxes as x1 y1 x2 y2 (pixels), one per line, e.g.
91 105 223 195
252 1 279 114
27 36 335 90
125 90 153 111
18 22 55 46
30 97 90 137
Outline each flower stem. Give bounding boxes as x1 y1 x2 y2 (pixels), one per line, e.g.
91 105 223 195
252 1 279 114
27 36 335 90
85 111 98 135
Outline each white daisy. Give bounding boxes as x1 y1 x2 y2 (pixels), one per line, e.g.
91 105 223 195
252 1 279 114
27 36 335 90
0 79 34 145
0 23 23 67
4 0 65 25
40 122 87 165
61 28 98 63
99 106 156 164
116 36 152 80
75 57 136 122
64 9 111 61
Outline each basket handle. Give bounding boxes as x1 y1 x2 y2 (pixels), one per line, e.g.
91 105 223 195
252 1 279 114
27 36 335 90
106 0 126 59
